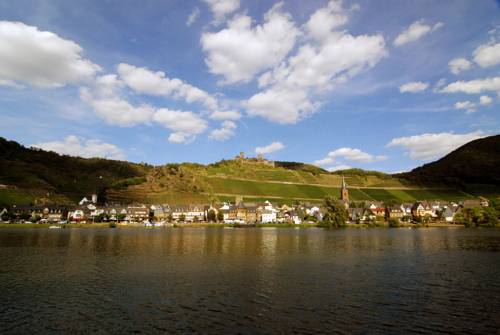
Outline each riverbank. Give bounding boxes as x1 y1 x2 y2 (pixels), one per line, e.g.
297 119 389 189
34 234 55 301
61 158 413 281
0 222 471 229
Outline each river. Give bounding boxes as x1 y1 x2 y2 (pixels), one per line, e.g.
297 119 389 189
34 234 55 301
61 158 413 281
0 227 499 334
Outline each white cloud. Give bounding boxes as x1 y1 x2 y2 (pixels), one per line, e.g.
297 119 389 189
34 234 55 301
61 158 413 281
393 20 443 47
441 77 500 95
327 164 352 172
246 1 386 124
305 0 349 41
0 21 100 88
255 141 285 155
209 110 241 120
399 81 429 93
448 58 472 75
479 95 493 106
386 131 485 160
209 120 237 141
186 7 200 27
245 88 319 124
117 63 218 110
79 75 155 127
201 3 299 84
454 100 476 114
203 0 240 24
153 108 208 144
473 41 500 68
314 147 387 167
80 74 208 143
32 135 125 160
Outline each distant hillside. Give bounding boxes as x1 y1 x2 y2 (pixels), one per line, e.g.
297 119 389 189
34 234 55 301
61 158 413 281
399 135 500 190
0 137 150 205
0 136 488 206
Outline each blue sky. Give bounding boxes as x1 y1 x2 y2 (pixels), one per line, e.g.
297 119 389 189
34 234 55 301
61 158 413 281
0 0 499 172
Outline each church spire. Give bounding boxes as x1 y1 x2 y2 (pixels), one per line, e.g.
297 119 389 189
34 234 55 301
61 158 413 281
342 175 347 189
340 175 349 203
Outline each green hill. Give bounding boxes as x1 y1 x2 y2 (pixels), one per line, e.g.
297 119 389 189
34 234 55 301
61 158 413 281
1 136 493 206
398 135 500 194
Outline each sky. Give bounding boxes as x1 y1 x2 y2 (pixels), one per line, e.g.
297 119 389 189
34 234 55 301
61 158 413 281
0 0 499 173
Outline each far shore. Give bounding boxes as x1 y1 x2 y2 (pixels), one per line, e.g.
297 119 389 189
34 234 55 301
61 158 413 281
0 222 470 229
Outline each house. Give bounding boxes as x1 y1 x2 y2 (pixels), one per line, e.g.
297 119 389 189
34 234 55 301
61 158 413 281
78 194 97 206
411 201 433 218
370 206 385 217
260 209 276 223
442 207 456 222
288 210 302 224
151 204 170 220
170 204 205 222
68 206 90 221
106 206 128 221
348 208 364 222
246 205 259 223
127 205 150 222
385 205 404 220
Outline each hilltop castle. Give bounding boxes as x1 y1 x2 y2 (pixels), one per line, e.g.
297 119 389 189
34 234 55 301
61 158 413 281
235 152 275 167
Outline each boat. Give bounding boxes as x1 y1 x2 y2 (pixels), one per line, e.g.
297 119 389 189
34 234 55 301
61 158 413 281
49 226 61 229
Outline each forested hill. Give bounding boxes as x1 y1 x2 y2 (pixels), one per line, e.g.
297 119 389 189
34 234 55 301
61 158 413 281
0 137 150 204
398 135 500 188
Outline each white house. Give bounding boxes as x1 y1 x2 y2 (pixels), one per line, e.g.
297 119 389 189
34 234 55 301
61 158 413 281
261 209 276 223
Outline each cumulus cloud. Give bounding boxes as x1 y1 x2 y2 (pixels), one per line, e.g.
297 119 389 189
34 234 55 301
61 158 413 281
204 0 240 24
440 77 500 95
305 0 349 41
245 88 319 124
0 21 100 88
79 75 155 127
314 147 387 167
32 135 125 160
153 108 208 144
399 81 429 93
479 95 493 105
201 3 299 84
209 110 241 120
473 41 500 68
255 141 285 155
245 1 386 124
117 63 218 110
80 74 208 143
454 100 476 114
386 131 485 160
448 58 472 75
393 20 443 47
209 120 237 141
186 7 200 27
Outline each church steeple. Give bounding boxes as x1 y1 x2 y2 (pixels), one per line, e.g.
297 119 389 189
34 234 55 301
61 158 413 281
340 175 349 202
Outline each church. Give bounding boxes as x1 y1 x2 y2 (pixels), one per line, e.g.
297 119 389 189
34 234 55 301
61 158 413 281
340 176 349 209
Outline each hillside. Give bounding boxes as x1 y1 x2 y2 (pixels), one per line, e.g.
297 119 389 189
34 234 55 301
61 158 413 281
399 135 500 192
0 136 490 206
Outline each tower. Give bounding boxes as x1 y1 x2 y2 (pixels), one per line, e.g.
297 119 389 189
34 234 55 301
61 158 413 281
340 176 349 202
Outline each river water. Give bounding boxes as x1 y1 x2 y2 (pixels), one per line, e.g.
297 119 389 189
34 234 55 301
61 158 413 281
0 227 499 334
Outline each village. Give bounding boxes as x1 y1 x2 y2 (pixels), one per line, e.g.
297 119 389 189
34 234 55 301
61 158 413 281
0 177 491 226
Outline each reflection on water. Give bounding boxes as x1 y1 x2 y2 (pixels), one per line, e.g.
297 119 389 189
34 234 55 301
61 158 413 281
0 228 499 334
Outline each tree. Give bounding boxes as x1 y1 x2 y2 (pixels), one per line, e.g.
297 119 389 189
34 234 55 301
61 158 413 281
207 209 216 222
116 213 126 222
19 212 31 221
319 196 348 228
217 211 224 222
388 218 400 227
167 213 173 222
179 214 186 222
31 215 41 223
